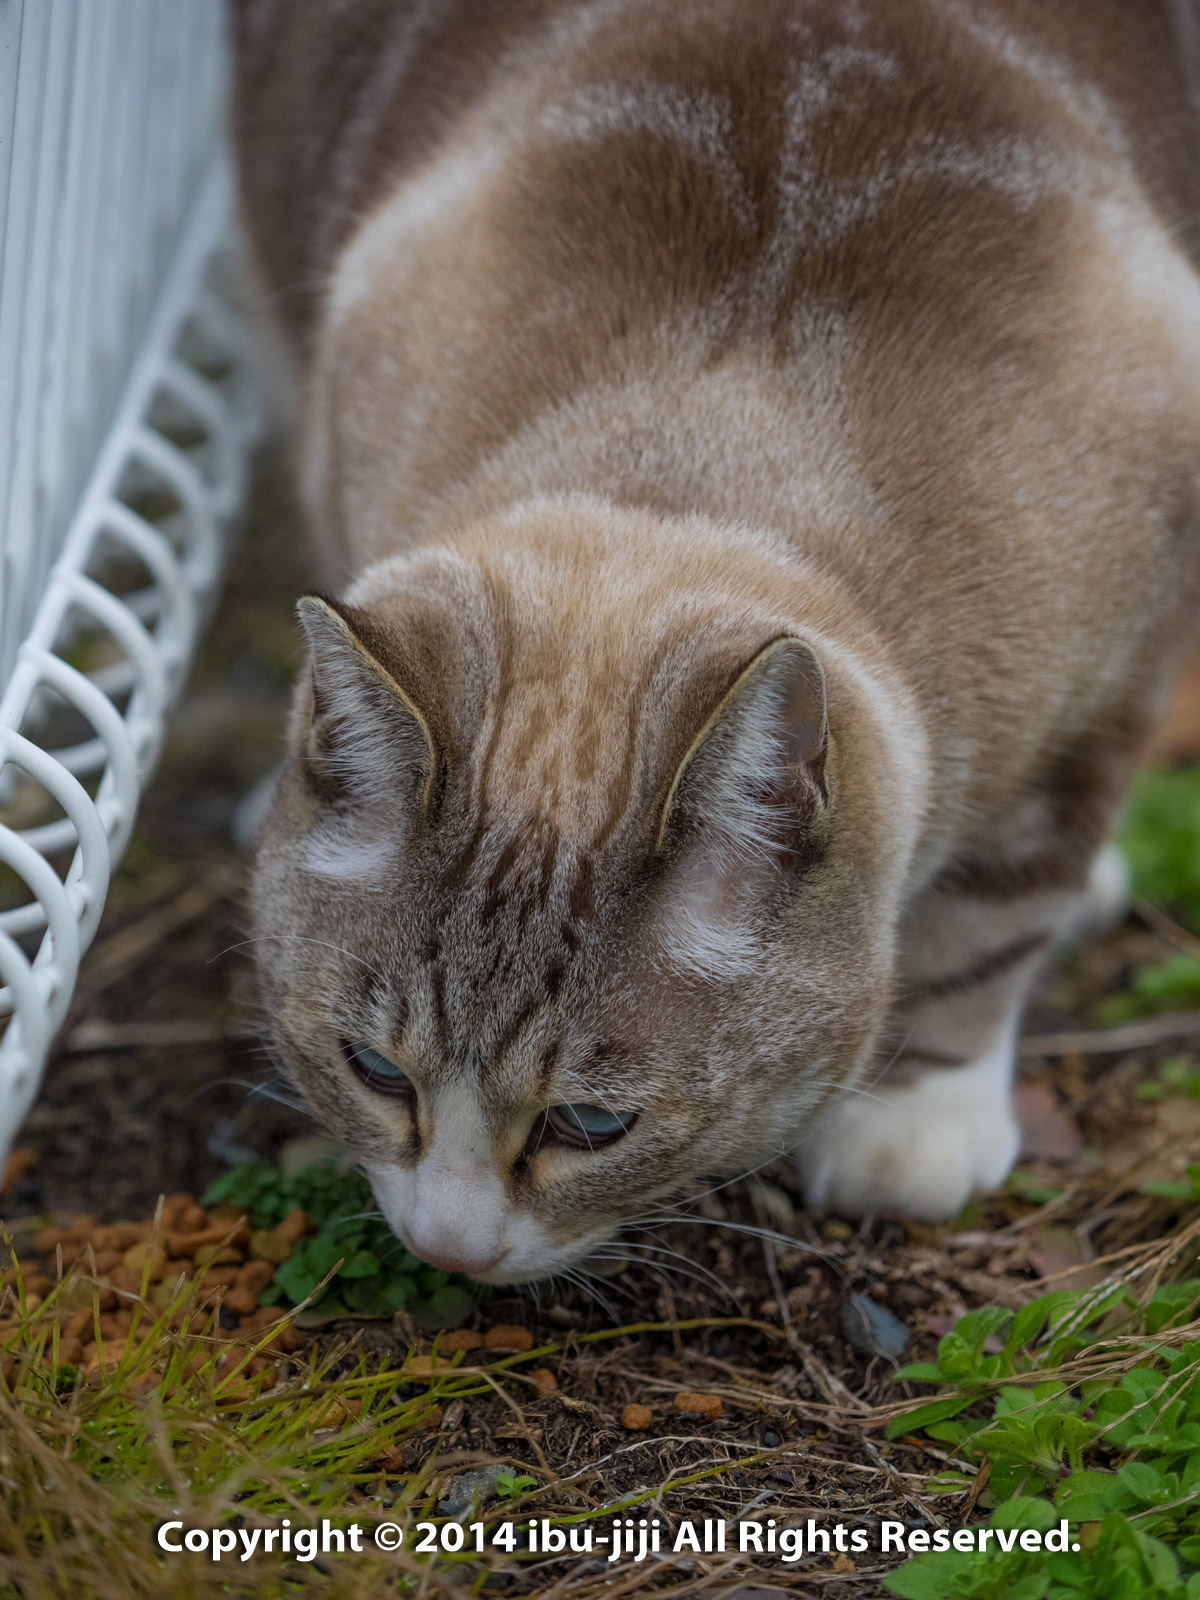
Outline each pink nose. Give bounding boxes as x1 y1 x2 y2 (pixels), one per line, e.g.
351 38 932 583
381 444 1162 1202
407 1239 507 1277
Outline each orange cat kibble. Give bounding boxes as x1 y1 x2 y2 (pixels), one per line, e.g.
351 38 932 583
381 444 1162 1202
439 1329 484 1353
673 1392 723 1420
483 1325 533 1352
122 1241 167 1281
272 1209 310 1247
33 1225 71 1254
248 1229 291 1265
621 1403 653 1431
222 1285 259 1317
236 1259 276 1299
237 1307 288 1334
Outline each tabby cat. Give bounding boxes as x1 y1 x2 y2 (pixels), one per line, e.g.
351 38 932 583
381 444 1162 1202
234 0 1200 1283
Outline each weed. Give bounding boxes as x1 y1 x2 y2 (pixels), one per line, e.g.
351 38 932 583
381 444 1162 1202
1136 1058 1200 1103
1142 1166 1200 1205
1120 764 1200 931
202 1160 487 1327
885 1280 1200 1594
1096 956 1200 1025
494 1472 540 1500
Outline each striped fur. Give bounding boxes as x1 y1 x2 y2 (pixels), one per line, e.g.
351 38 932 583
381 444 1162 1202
237 0 1200 1272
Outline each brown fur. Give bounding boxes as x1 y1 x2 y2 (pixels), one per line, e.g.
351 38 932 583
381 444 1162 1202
235 0 1200 1272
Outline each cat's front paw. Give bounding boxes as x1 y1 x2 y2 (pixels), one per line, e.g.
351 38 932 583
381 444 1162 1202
793 1054 1020 1221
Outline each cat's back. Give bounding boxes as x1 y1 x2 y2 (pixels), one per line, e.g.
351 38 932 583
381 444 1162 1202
234 0 1200 697
234 0 1200 345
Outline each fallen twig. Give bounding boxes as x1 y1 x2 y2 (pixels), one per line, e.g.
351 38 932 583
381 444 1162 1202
1019 1011 1200 1057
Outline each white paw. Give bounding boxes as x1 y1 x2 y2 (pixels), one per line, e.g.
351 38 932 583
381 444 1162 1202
1070 842 1129 939
793 1051 1020 1221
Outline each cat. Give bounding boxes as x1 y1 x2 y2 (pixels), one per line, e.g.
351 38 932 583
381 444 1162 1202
233 0 1200 1284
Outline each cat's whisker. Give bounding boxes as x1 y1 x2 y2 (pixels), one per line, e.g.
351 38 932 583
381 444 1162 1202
606 1236 731 1294
211 933 388 981
588 1247 729 1299
586 1252 715 1300
662 1143 801 1209
633 1212 828 1258
559 1266 621 1320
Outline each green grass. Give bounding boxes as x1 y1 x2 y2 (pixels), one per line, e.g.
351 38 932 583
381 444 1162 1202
0 1256 451 1597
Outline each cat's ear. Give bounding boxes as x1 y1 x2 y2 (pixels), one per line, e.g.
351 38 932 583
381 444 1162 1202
295 595 437 813
654 637 827 975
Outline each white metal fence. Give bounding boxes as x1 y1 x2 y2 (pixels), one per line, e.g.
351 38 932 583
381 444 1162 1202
0 1 260 1167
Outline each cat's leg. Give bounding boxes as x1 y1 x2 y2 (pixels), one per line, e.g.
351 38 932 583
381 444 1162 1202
793 844 1124 1220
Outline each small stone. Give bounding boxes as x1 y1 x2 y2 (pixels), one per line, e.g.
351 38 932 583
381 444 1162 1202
762 1430 781 1448
621 1403 653 1431
483 1324 533 1352
840 1293 909 1361
673 1391 723 1420
436 1465 507 1517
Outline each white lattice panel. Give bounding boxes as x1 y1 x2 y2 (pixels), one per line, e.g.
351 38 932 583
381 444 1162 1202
0 3 260 1166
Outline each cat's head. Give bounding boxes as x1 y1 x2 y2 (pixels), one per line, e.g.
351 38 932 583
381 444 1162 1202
251 503 912 1283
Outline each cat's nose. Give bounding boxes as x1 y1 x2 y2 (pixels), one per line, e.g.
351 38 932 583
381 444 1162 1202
410 1240 507 1276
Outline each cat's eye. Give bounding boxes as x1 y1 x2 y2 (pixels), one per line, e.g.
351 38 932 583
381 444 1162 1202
544 1103 638 1152
344 1041 415 1101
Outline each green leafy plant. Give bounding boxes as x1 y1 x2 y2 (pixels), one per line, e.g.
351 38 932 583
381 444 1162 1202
1141 1165 1200 1205
1119 764 1200 932
886 1283 1200 1592
203 1160 487 1326
494 1471 539 1500
1136 1057 1200 1103
884 1499 1200 1600
1096 955 1200 1025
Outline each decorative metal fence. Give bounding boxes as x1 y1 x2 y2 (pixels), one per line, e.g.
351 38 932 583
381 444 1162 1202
0 1 260 1166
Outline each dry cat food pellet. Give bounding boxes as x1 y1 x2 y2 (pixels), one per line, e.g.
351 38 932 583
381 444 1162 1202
673 1392 723 1419
440 1328 484 1353
529 1367 558 1396
483 1324 533 1352
406 1354 455 1376
621 1403 653 1431
1 1197 311 1380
